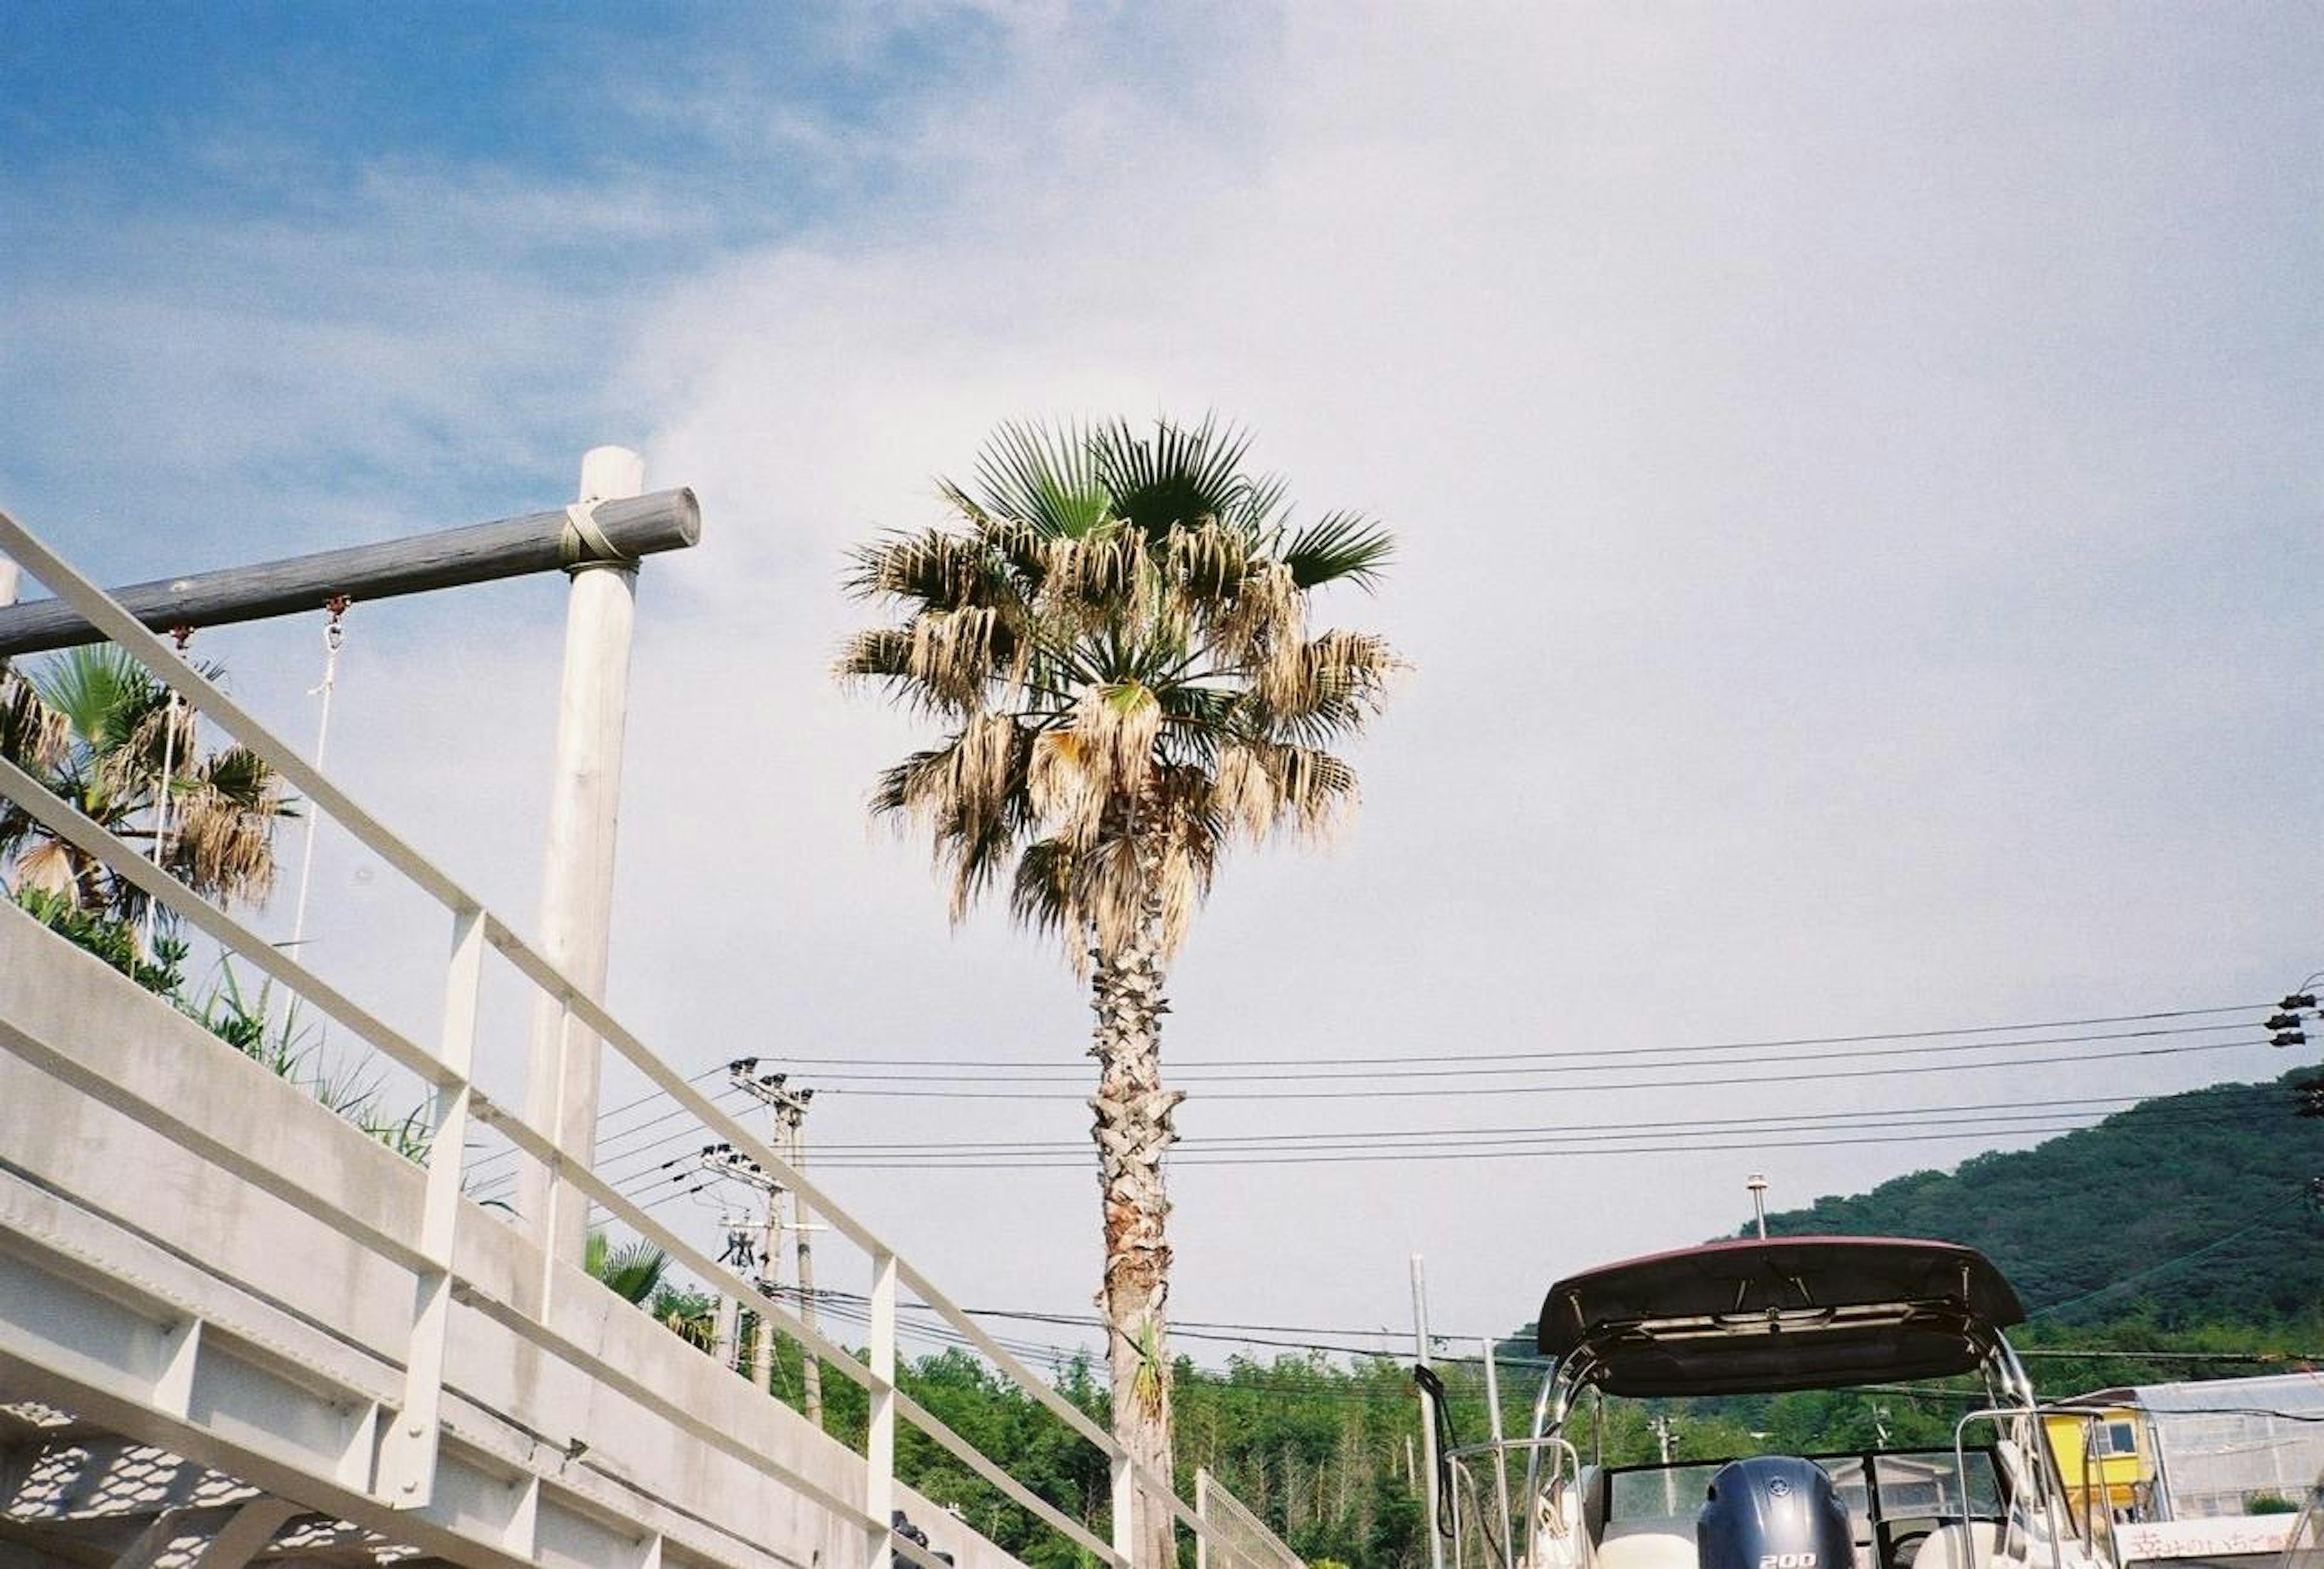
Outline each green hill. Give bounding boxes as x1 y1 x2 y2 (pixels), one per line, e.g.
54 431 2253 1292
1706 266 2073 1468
1733 1068 2324 1330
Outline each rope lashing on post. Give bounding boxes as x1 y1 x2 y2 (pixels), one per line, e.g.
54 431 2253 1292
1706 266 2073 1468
560 501 638 574
286 596 351 955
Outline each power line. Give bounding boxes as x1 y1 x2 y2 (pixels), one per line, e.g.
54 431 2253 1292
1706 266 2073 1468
599 1096 2269 1196
470 1084 758 1201
798 1036 2268 1102
809 1106 2147 1153
465 1065 734 1174
798 1098 2176 1157
688 1107 2256 1174
755 1002 2271 1071
780 1022 2257 1084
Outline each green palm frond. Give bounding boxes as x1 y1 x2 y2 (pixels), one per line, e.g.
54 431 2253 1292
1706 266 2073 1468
1094 415 1254 537
192 743 288 812
584 1231 671 1306
1008 837 1079 944
1280 510 1395 590
30 646 150 750
971 421 1113 538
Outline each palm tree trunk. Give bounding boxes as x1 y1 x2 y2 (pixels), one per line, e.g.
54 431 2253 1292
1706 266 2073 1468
1089 897 1184 1569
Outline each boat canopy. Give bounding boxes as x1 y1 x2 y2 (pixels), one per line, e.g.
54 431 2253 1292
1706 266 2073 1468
1535 1237 2026 1397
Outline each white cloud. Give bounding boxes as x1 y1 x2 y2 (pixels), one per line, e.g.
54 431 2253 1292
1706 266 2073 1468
603 2 2320 1335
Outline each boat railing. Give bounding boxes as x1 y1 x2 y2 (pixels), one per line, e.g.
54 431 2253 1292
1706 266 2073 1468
1954 1406 2102 1569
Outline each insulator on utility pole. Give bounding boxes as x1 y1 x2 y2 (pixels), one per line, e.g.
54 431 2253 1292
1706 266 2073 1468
727 1059 823 1427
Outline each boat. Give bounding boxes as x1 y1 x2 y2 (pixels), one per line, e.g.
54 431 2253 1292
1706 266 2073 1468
1415 1236 2120 1569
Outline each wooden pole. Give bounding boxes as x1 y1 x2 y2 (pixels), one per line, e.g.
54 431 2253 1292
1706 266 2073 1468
0 490 698 658
517 447 648 1269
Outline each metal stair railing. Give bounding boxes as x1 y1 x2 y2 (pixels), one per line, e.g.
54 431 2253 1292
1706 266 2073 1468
0 503 1232 1569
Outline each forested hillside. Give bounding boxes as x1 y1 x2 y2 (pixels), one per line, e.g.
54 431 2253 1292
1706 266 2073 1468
1730 1068 2324 1324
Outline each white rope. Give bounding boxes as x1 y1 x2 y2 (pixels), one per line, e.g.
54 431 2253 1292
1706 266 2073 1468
286 603 347 955
561 501 637 572
141 633 190 961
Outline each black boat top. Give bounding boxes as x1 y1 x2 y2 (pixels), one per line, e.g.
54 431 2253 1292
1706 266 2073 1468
1535 1237 2025 1397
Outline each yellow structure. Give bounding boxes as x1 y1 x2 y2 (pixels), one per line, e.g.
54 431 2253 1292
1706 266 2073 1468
2043 1406 2156 1525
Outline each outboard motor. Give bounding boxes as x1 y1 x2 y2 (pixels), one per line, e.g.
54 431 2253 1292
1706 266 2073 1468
1697 1456 1853 1569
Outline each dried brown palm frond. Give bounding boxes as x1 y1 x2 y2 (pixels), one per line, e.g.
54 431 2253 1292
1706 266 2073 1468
0 668 70 778
11 837 83 903
846 528 1005 611
169 745 290 905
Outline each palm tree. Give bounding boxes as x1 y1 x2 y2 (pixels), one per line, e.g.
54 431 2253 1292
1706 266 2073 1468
585 1229 674 1306
0 645 289 926
838 416 1398 1565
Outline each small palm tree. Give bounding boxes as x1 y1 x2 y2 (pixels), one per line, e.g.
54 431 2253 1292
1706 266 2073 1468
839 416 1398 1565
0 645 289 926
584 1229 673 1306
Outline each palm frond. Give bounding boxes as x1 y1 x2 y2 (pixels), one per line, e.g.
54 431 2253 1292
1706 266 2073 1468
0 669 68 776
191 743 287 812
30 645 166 752
844 528 1006 611
1279 510 1395 590
971 421 1114 539
584 1231 671 1306
1095 415 1254 538
1008 838 1082 949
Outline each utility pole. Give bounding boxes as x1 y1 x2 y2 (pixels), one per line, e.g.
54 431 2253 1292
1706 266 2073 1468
787 1094 823 1428
698 1145 779 1375
1412 1254 1445 1569
1747 1173 1770 1240
731 1059 822 1426
1652 1415 1679 1511
711 1209 757 1372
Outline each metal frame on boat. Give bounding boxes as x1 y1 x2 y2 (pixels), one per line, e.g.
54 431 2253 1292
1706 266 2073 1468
1417 1237 2115 1569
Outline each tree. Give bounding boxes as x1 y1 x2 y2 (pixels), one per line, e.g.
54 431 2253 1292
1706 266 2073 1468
585 1229 674 1305
0 645 289 925
839 416 1399 1565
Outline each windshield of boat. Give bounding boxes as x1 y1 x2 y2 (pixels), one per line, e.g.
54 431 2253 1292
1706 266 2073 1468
1605 1448 2003 1529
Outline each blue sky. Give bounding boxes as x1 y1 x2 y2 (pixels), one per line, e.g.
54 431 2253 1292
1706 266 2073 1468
2 3 2320 1354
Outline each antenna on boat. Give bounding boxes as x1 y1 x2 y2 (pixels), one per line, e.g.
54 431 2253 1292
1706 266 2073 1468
1748 1173 1771 1238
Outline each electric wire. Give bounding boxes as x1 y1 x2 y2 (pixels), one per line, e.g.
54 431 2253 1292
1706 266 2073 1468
790 1096 2156 1154
465 1064 734 1174
797 1035 2271 1101
599 1094 2272 1196
757 1002 2273 1071
781 1022 2256 1084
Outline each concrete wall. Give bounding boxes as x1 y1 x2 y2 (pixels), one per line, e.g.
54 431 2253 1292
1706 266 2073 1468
0 904 1031 1569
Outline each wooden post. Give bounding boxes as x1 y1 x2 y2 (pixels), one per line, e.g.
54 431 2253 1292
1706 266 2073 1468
518 446 648 1269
